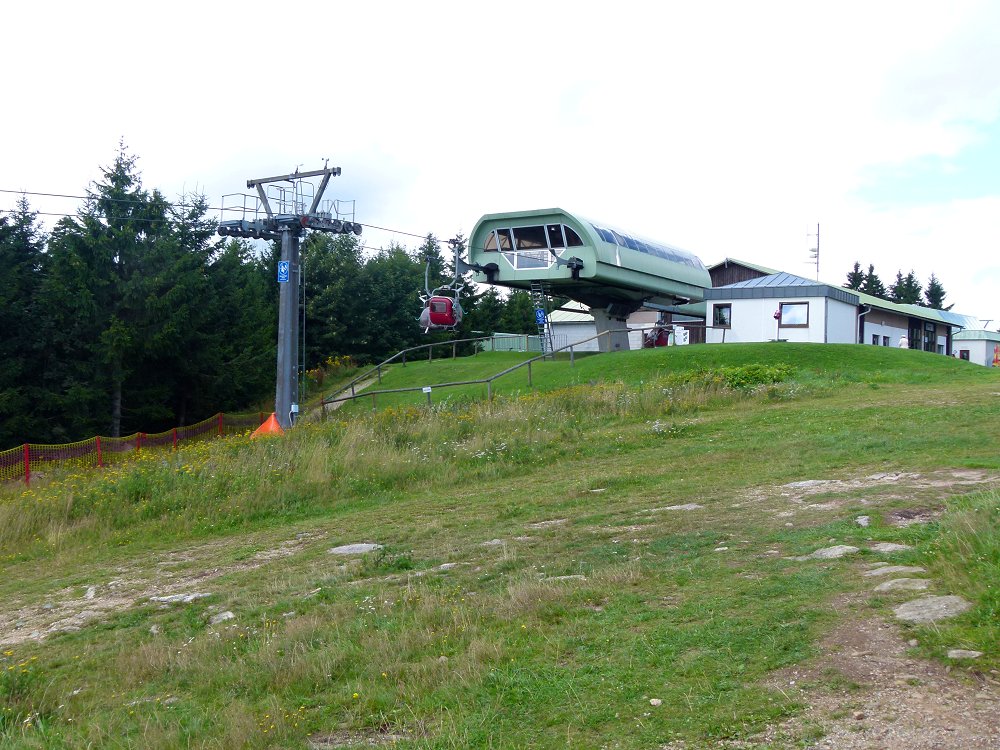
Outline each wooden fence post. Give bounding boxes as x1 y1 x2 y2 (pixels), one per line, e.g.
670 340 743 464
23 444 30 486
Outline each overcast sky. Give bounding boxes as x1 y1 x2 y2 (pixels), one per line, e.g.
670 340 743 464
5 1 1000 326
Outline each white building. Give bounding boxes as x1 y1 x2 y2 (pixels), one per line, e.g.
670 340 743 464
703 273 861 344
952 329 1000 367
703 270 983 355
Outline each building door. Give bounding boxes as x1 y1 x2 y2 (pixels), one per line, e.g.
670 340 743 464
923 322 936 352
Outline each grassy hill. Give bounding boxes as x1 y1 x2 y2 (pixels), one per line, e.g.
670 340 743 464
1 344 998 748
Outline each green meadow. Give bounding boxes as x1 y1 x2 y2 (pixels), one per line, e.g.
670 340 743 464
1 343 997 748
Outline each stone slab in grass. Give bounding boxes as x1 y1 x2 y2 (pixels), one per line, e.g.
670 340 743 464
947 649 983 659
869 542 914 553
150 592 212 604
863 565 926 577
791 545 859 561
328 543 383 555
893 595 972 624
649 503 704 512
873 578 930 593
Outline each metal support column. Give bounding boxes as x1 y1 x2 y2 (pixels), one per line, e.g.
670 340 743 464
275 228 301 429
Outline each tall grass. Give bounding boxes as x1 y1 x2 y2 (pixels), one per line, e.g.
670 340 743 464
1 347 998 748
0 368 795 560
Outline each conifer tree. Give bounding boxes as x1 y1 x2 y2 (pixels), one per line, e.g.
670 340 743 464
923 273 951 310
889 270 922 304
858 264 887 299
845 261 865 290
0 198 47 448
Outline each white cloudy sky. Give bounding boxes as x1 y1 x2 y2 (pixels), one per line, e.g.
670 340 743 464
5 0 1000 325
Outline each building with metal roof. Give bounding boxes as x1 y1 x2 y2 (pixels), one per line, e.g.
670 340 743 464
953 328 1000 366
703 273 861 344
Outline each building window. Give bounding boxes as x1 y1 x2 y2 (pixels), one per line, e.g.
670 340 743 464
778 302 809 327
871 334 879 346
486 224 584 268
960 350 970 361
882 336 890 347
713 303 732 328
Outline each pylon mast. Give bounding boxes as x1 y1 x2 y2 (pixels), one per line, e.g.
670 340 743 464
218 164 362 429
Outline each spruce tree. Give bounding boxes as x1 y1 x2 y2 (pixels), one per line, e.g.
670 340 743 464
0 198 47 448
923 273 951 310
858 264 887 299
888 270 922 304
845 261 865 290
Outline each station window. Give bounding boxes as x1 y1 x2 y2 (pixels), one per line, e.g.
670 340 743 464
513 226 547 250
485 223 586 269
589 223 703 270
713 303 732 328
778 302 808 327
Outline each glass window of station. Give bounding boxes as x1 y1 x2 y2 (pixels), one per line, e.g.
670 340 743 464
589 224 704 270
482 224 584 270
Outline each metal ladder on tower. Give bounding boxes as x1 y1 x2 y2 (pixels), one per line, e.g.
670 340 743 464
529 281 555 357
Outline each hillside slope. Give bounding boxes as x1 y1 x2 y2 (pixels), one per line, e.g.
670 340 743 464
0 344 998 748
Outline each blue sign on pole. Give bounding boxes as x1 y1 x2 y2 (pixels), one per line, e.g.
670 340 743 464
277 261 290 283
534 308 547 326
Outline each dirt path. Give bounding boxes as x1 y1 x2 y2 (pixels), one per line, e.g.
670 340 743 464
315 375 380 417
0 531 324 647
749 608 1000 749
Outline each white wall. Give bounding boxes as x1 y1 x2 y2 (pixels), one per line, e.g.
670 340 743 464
826 299 859 344
954 339 999 367
549 323 601 352
862 310 909 349
706 296 839 344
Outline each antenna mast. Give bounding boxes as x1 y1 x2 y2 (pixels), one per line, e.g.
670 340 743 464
807 223 820 280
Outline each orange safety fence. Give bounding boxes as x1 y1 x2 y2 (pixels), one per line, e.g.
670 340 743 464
0 412 268 485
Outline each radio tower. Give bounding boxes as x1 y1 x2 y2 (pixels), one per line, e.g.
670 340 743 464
807 223 820 280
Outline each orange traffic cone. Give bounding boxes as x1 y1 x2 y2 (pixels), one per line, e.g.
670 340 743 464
251 413 285 438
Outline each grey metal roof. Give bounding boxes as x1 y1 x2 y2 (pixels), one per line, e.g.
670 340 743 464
953 329 1000 342
704 273 859 305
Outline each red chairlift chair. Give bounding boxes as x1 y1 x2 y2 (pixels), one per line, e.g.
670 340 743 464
420 293 464 331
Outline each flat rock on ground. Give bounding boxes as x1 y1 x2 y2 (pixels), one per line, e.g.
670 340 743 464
649 503 704 512
873 578 930 593
894 595 973 624
328 543 382 555
792 545 859 561
947 649 983 659
869 542 914 553
863 565 926 577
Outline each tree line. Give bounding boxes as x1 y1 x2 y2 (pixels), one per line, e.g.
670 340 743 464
0 148 540 450
845 262 950 309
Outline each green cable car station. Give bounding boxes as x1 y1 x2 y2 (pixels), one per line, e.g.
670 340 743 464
467 208 711 352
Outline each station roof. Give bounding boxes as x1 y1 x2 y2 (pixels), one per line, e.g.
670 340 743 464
706 258 780 276
704 272 860 305
953 328 1000 342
